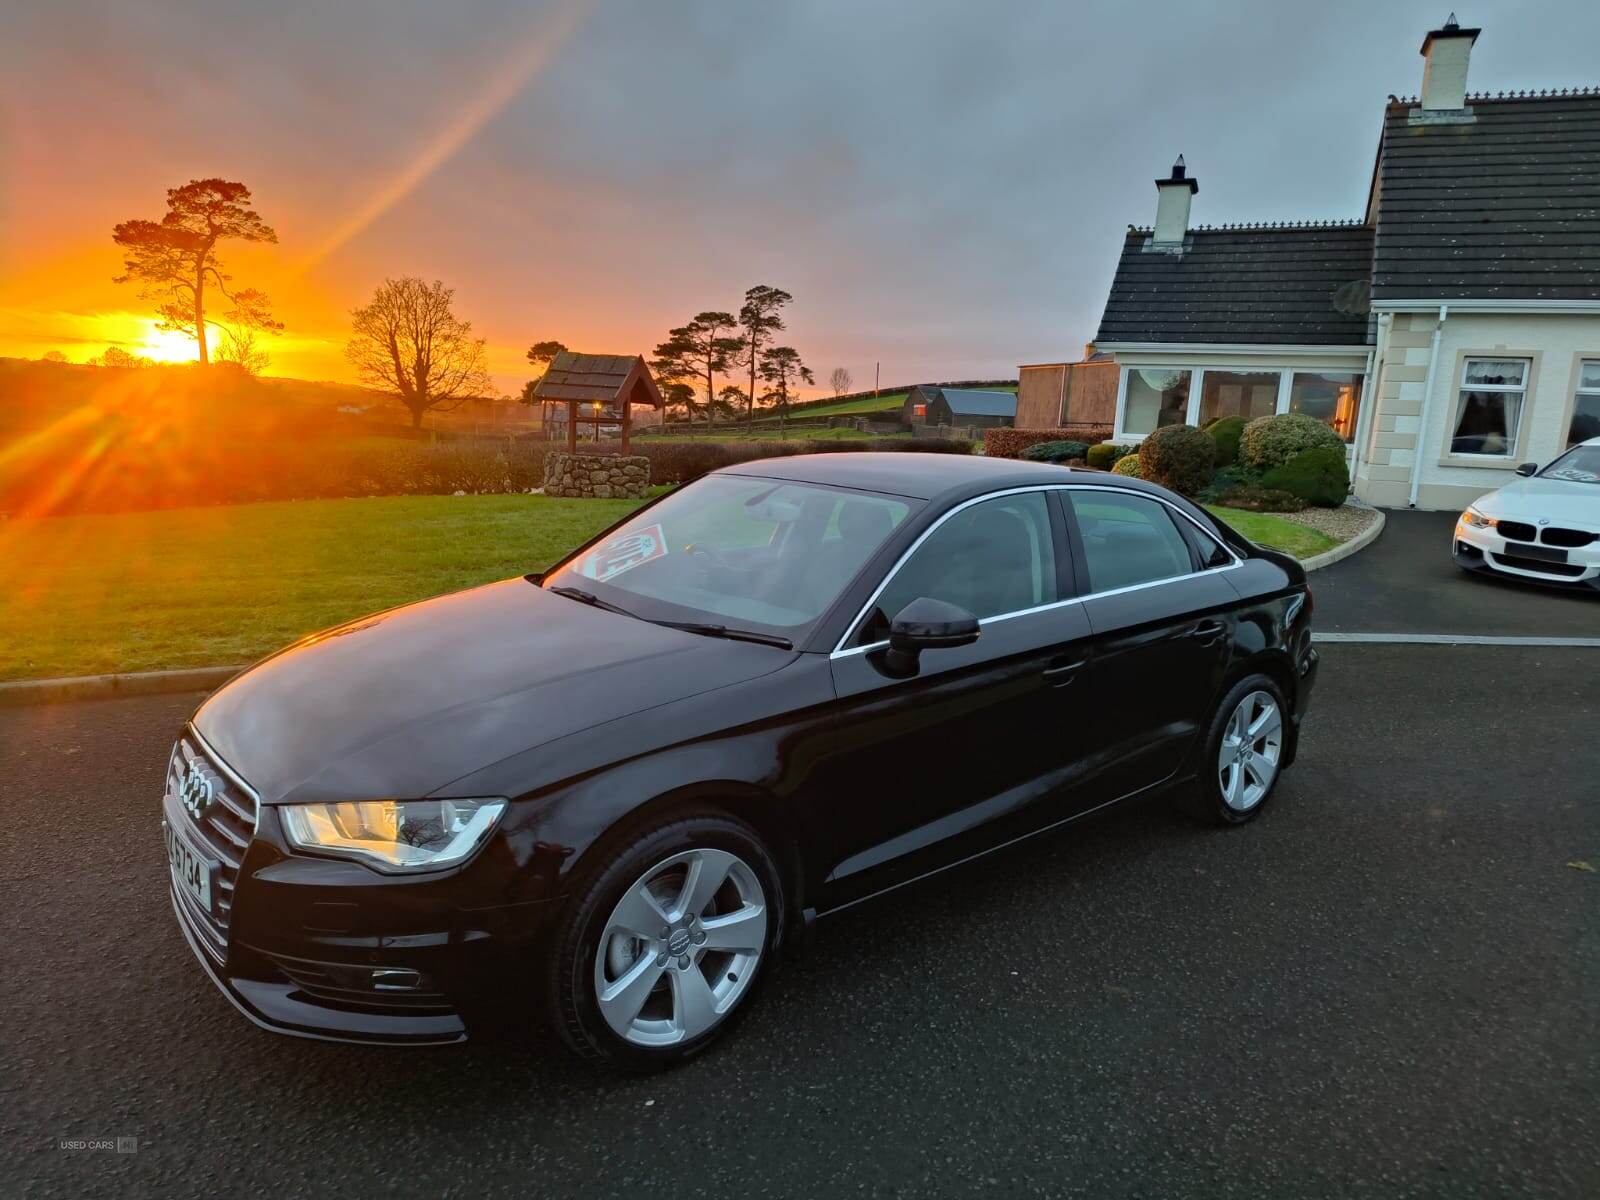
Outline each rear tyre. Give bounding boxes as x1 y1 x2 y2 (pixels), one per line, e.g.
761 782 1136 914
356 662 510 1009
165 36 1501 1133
1183 674 1288 825
548 812 784 1071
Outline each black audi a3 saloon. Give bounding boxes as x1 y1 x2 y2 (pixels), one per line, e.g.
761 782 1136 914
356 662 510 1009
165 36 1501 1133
161 452 1318 1069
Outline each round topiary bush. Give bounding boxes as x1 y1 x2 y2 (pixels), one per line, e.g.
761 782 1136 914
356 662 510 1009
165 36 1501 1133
1086 442 1136 470
1240 412 1345 470
1137 423 1215 495
1020 439 1090 464
1111 453 1144 478
1203 415 1248 467
1260 445 1350 506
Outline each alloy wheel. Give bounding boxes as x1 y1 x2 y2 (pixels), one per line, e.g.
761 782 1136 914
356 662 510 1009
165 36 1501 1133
593 847 768 1046
1217 689 1283 811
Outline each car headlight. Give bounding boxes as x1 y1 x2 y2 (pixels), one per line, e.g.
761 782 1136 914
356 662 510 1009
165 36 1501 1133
280 798 507 872
1460 506 1498 529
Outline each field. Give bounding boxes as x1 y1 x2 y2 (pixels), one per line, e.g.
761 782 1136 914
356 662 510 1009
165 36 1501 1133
0 494 658 681
2 492 1337 682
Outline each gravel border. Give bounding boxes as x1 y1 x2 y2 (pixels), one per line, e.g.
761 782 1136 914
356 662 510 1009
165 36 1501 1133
1276 499 1383 544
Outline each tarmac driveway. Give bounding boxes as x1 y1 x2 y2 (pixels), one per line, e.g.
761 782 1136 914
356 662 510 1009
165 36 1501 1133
1311 510 1598 637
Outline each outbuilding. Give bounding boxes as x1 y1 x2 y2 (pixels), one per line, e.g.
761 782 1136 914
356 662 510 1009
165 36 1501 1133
902 386 1017 429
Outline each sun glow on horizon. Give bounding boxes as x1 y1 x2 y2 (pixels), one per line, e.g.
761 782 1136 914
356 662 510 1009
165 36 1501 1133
136 324 200 363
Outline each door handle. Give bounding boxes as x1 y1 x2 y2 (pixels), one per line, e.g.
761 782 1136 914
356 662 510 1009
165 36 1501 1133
1042 658 1084 686
1187 620 1227 644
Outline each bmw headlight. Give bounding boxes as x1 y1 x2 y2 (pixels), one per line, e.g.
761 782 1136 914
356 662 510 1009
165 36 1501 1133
281 798 507 872
1460 506 1498 529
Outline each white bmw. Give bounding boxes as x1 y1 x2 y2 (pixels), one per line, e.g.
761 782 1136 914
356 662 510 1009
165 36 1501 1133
1453 437 1600 590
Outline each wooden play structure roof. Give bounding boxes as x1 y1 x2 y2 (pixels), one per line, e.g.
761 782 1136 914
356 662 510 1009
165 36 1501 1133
529 353 664 409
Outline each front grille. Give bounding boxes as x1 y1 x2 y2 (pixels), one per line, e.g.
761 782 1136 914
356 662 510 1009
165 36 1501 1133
1541 526 1598 549
1490 552 1587 578
167 731 258 962
1497 519 1536 542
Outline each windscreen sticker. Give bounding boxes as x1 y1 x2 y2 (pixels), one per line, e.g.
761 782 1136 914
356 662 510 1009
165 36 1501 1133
578 524 668 582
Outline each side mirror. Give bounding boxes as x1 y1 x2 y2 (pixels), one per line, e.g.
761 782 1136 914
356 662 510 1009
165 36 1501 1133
879 597 979 677
1515 462 1538 477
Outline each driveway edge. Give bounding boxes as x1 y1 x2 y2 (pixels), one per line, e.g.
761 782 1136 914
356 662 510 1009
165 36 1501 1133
1299 507 1386 574
0 665 244 708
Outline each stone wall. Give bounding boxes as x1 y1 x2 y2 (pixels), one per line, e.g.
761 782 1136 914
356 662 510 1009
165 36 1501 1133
543 452 651 499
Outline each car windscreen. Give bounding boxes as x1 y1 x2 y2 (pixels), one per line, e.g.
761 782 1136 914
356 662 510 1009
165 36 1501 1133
543 474 917 638
1540 445 1600 484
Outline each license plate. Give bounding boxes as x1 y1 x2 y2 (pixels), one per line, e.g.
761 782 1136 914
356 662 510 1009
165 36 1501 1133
1504 542 1568 564
163 819 216 912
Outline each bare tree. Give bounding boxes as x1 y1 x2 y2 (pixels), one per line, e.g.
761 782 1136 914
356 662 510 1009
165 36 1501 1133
214 324 269 376
346 278 491 429
111 179 280 364
828 366 852 398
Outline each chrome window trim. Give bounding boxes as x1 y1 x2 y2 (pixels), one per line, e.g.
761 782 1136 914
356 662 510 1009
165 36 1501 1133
829 482 1242 660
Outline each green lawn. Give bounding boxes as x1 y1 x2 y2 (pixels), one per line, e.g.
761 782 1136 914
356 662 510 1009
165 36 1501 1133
0 490 1339 682
0 494 662 682
1205 506 1337 560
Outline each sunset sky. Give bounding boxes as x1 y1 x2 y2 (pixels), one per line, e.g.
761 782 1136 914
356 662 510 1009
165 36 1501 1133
3 0 1597 395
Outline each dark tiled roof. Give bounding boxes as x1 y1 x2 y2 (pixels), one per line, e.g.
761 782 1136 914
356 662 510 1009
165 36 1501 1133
1095 225 1375 346
939 389 1017 417
529 353 663 406
1372 93 1600 300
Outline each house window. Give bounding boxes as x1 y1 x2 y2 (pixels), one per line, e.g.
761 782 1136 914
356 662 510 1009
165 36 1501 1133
1123 369 1190 436
1198 371 1279 426
1451 358 1528 457
1570 360 1600 447
1288 371 1363 443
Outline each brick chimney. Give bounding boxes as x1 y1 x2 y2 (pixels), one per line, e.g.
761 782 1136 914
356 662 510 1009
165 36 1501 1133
1153 155 1197 246
1420 13 1480 111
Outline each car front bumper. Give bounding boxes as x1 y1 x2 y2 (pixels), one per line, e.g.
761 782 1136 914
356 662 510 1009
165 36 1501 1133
162 740 564 1046
1452 519 1600 589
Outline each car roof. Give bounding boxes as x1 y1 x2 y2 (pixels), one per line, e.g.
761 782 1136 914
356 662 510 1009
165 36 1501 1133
712 451 1180 504
715 451 1065 500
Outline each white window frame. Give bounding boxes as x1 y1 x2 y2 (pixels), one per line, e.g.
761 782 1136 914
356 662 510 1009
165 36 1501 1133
1449 356 1530 460
1284 369 1366 445
1113 354 1368 445
1569 358 1600 448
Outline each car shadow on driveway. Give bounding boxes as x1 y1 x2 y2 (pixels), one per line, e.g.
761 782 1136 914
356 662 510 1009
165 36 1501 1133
1312 509 1597 636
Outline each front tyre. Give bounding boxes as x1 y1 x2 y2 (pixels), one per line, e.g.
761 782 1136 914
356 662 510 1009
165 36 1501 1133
1185 674 1288 825
549 813 783 1071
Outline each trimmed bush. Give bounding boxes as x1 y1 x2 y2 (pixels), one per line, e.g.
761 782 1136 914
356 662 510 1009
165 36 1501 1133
1240 412 1345 470
1137 423 1215 495
1261 445 1350 507
1085 442 1136 470
1111 454 1144 478
1021 439 1090 464
1212 486 1308 513
983 425 1113 459
1203 416 1248 467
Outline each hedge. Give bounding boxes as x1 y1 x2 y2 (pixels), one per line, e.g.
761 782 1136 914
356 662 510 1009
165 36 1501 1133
1240 412 1345 470
1137 423 1215 495
1111 454 1144 478
984 425 1113 459
1261 446 1350 506
1203 416 1248 467
0 435 972 516
1020 440 1090 464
